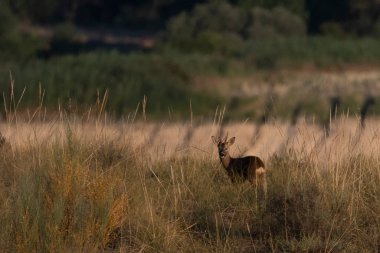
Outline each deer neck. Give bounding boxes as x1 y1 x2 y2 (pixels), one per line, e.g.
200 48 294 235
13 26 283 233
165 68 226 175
220 153 232 169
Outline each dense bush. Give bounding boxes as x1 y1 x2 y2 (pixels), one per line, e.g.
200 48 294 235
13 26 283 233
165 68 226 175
0 2 42 60
0 52 222 118
162 2 306 55
245 7 306 39
243 36 380 69
163 2 246 55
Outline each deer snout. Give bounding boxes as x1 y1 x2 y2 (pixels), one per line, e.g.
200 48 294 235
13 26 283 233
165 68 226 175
218 147 227 158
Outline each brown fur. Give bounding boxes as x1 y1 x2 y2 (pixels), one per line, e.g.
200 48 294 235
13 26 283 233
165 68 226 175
212 135 267 192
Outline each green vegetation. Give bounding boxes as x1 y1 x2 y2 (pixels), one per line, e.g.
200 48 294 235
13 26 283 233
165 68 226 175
0 121 379 252
162 2 306 55
3 39 380 121
1 52 223 118
2 0 380 120
0 2 43 60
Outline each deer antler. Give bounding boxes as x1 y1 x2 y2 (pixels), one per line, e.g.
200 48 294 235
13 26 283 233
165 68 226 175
224 132 228 142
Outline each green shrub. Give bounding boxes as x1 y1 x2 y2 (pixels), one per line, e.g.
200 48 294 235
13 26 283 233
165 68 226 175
244 36 380 69
0 52 222 118
0 2 43 60
166 2 246 37
163 2 247 55
245 7 306 39
162 3 306 55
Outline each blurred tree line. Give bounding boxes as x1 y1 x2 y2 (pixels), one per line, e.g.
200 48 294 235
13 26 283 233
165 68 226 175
1 0 379 33
1 0 380 60
4 0 206 28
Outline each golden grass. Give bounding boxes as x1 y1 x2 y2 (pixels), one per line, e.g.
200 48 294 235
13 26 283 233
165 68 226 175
2 116 380 163
0 117 379 252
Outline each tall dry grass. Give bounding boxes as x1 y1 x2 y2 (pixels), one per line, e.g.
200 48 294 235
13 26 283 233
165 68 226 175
0 115 379 252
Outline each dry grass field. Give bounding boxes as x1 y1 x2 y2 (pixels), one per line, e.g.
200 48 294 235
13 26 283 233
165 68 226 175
1 63 380 253
0 114 379 252
2 116 380 163
4 1 380 251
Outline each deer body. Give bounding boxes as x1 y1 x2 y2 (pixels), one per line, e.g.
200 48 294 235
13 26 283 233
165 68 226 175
221 154 265 184
212 135 267 191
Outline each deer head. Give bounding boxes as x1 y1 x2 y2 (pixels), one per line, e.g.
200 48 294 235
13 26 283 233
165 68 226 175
211 134 235 158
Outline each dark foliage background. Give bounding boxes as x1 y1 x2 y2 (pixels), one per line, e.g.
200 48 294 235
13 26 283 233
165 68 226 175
3 0 379 34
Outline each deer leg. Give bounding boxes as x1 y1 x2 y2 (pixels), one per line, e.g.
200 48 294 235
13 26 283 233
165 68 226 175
255 168 267 204
261 173 267 202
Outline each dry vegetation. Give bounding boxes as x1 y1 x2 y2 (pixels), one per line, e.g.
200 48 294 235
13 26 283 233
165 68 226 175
0 114 379 253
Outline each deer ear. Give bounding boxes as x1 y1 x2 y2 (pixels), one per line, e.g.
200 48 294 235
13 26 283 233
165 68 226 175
228 137 235 146
211 136 218 144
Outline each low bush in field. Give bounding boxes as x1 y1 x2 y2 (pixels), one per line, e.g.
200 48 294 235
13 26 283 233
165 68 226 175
245 36 380 69
0 123 379 252
0 52 222 118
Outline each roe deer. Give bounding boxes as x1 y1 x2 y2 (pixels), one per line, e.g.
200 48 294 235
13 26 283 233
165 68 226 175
212 135 267 196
